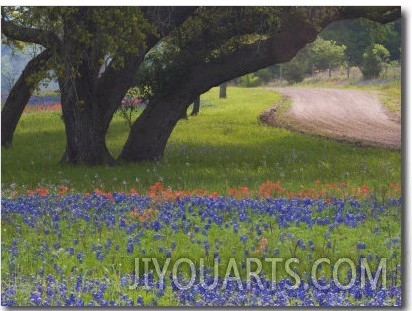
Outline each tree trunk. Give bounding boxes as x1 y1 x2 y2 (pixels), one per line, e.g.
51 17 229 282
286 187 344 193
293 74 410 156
59 109 114 166
279 64 283 83
59 76 115 165
118 96 190 162
191 96 200 116
121 18 321 163
1 49 52 148
219 83 227 98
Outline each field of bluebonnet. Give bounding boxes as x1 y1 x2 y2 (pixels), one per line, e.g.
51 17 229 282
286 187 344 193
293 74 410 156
1 182 402 306
1 87 402 306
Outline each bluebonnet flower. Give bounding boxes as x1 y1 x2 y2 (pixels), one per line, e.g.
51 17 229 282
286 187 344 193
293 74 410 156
127 238 134 254
137 296 144 306
77 252 84 264
66 293 77 306
153 233 165 240
308 240 315 251
120 276 129 287
11 239 18 257
96 251 105 261
204 241 210 255
151 221 162 231
9 286 16 297
127 222 137 234
75 275 82 292
297 239 306 250
279 232 285 243
45 275 55 284
30 291 42 305
46 286 54 297
105 238 112 250
92 290 104 301
119 217 126 229
38 267 44 276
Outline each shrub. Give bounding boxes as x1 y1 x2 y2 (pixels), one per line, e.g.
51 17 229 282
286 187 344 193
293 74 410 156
237 73 262 87
283 59 307 83
360 44 390 79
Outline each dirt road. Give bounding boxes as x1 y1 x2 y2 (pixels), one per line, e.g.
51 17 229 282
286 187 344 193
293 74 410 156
273 88 401 150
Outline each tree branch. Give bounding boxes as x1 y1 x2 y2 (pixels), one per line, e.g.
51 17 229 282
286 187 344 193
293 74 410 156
96 7 198 125
339 6 401 24
145 6 401 108
119 6 401 162
1 19 61 48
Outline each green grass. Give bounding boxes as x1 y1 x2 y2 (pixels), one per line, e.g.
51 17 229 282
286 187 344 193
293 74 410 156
1 86 402 306
1 86 401 194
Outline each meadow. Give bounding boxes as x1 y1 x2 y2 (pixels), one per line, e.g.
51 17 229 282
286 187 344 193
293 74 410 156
1 87 401 194
1 86 402 306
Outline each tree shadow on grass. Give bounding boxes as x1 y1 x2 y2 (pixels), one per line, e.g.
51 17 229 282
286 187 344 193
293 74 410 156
2 120 400 192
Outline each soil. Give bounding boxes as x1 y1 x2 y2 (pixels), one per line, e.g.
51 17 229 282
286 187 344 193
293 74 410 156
262 88 401 150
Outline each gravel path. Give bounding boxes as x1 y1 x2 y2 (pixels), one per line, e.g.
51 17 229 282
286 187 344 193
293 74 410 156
273 88 401 150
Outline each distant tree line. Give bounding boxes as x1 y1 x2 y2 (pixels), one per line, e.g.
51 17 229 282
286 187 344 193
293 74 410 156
234 18 401 85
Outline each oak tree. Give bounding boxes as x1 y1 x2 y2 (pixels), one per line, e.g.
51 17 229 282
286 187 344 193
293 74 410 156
1 6 401 164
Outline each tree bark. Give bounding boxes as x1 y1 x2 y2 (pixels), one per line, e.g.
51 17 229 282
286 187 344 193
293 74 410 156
118 95 190 162
191 96 200 116
1 49 52 148
59 108 115 165
219 83 227 98
58 72 116 165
